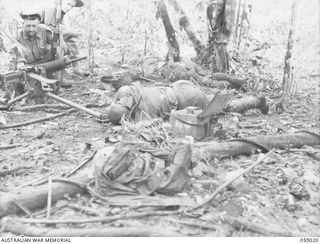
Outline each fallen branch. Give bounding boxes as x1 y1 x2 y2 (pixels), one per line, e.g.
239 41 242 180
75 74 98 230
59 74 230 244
13 103 106 112
0 109 76 130
0 144 22 150
168 219 217 231
16 210 179 225
33 177 87 189
66 203 102 216
14 104 69 111
221 215 297 237
32 202 69 218
193 149 275 210
66 151 97 178
1 218 180 237
13 201 32 217
0 165 34 177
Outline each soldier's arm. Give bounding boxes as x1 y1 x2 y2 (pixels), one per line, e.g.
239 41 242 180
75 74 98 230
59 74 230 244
8 38 27 69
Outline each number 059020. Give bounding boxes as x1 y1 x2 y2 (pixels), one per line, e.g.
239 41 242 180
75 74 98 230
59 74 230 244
300 238 319 242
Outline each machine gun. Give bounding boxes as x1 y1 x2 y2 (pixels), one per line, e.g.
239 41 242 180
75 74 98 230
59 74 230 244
0 57 107 120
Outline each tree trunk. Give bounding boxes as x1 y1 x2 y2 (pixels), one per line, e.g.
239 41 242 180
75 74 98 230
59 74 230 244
276 1 298 111
167 0 203 55
87 0 94 73
236 0 247 51
234 0 241 43
156 0 180 62
282 1 297 91
198 0 236 72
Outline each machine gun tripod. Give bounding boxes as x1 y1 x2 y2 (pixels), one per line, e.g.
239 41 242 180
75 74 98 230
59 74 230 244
0 57 108 121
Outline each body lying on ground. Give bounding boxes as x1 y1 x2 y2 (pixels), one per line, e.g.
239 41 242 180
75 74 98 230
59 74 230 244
101 57 247 91
107 80 269 125
108 80 207 125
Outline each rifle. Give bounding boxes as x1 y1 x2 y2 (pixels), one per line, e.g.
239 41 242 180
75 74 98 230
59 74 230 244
52 0 63 59
0 57 107 120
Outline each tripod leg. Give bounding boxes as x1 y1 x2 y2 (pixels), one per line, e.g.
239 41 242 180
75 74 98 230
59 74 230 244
45 92 104 119
3 90 33 109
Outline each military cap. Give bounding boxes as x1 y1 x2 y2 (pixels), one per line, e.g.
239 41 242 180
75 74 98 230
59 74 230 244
19 9 41 20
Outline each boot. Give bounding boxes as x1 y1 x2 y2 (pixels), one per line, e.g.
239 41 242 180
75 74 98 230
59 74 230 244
60 79 74 88
57 71 74 88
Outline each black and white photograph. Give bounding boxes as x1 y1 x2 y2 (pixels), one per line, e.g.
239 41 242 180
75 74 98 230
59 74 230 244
0 0 319 240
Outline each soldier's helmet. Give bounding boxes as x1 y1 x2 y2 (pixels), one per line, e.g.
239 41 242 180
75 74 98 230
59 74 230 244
19 7 41 21
74 0 84 7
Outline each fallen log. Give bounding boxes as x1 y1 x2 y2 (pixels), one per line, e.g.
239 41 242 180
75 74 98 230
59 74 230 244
0 175 89 218
0 218 180 237
195 131 320 159
226 95 269 114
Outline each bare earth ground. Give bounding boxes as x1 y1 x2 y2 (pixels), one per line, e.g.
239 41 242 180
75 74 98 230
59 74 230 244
0 65 319 236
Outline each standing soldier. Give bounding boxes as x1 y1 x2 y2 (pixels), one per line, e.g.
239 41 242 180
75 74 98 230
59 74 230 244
40 0 87 79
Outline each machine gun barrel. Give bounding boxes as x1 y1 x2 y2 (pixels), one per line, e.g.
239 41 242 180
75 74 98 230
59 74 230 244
68 56 87 63
36 56 87 73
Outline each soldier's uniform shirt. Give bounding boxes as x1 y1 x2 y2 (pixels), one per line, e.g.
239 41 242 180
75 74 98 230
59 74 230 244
15 24 53 64
112 80 208 123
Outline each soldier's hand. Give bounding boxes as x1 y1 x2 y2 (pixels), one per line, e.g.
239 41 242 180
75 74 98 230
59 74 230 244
17 62 26 70
53 27 60 34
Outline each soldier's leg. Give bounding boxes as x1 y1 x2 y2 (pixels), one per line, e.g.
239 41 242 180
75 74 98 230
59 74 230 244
55 46 74 88
64 34 88 76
